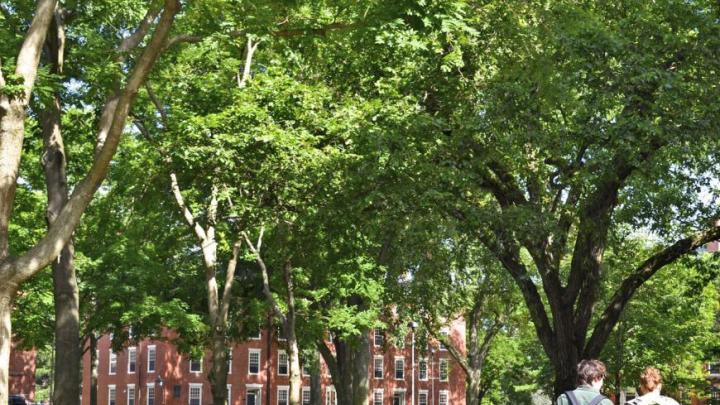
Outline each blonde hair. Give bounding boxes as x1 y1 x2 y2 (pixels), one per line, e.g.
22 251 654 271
639 367 663 394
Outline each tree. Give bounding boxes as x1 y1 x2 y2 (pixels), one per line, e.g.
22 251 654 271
0 0 181 401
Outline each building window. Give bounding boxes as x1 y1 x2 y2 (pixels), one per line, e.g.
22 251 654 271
373 328 383 347
438 328 449 351
147 345 157 373
108 385 116 405
439 390 448 405
302 388 310 405
276 325 287 341
439 359 449 382
394 357 405 380
278 351 289 376
393 390 405 405
109 350 117 375
227 385 232 405
418 359 427 381
228 350 233 374
418 391 428 405
373 356 383 379
128 347 137 374
127 385 135 405
146 385 155 405
373 389 383 405
325 386 337 405
173 385 181 399
190 357 203 373
189 383 202 405
248 349 261 375
246 387 261 405
302 362 310 377
277 387 289 405
250 329 262 340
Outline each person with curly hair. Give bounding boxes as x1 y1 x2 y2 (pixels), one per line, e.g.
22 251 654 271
625 367 679 405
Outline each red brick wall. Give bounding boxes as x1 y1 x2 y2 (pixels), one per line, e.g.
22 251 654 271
9 345 36 401
83 321 467 405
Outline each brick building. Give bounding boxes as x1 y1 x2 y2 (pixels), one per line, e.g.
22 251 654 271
9 343 36 401
82 320 466 405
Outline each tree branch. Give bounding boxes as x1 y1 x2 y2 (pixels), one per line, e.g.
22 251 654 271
237 36 260 88
219 240 242 321
15 0 57 103
169 172 207 242
584 223 720 357
242 228 287 324
4 0 181 283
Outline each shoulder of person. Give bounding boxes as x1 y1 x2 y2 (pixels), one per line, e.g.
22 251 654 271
600 398 614 405
660 396 680 405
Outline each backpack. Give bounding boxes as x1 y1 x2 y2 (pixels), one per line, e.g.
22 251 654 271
565 390 608 405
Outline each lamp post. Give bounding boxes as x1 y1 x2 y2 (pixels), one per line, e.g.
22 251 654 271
155 376 164 405
408 321 418 405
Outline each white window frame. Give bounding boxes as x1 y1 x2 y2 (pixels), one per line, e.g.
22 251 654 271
439 390 449 405
188 383 202 405
418 390 428 405
277 350 289 376
189 356 203 373
128 347 137 374
438 328 449 351
250 330 262 340
373 356 384 379
392 389 406 405
373 328 383 347
277 386 289 405
147 345 157 373
302 387 311 405
227 384 232 405
108 385 117 405
109 350 117 375
439 358 449 382
394 356 405 380
248 349 261 375
302 363 310 377
418 358 428 381
325 386 337 405
228 350 233 374
373 389 383 405
276 325 287 341
146 384 156 405
245 384 262 405
127 384 136 405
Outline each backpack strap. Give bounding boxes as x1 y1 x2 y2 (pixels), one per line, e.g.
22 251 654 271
565 391 580 405
588 394 609 405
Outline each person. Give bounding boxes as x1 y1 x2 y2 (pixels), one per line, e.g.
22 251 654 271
556 359 613 405
625 367 680 405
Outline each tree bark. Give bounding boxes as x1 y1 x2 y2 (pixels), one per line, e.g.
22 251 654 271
90 334 98 405
351 331 370 405
310 359 322 405
0 287 16 405
38 8 81 405
285 264 302 405
0 1 180 401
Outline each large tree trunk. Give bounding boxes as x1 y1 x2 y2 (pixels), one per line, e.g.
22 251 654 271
0 288 16 405
209 332 229 405
350 331 370 405
284 263 302 405
310 359 322 405
39 9 82 405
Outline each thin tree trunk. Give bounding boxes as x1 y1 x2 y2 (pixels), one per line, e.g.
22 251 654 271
285 264 301 405
90 334 98 405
